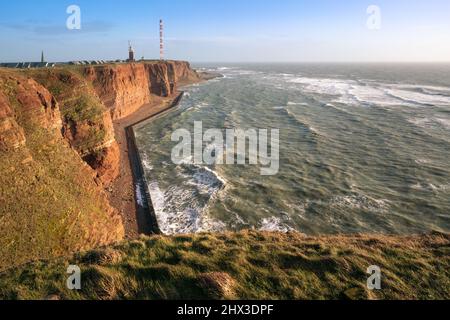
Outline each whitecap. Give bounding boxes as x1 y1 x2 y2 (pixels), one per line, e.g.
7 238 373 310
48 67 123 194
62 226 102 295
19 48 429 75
436 118 450 129
135 183 146 207
148 181 226 235
259 216 294 233
286 76 450 108
409 117 450 130
411 182 449 192
386 89 450 106
287 101 305 106
203 166 227 186
330 194 389 212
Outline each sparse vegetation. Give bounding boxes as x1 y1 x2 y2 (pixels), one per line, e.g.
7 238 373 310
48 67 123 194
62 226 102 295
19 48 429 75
23 68 109 155
0 231 448 300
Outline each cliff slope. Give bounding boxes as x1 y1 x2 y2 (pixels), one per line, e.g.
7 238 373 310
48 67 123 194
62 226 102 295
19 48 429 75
0 70 124 271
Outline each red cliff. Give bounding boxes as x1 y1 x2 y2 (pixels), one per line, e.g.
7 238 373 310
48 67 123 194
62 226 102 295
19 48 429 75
0 71 124 270
85 61 200 120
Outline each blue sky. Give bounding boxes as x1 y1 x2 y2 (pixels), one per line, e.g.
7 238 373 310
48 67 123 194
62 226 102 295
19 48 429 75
1 0 450 62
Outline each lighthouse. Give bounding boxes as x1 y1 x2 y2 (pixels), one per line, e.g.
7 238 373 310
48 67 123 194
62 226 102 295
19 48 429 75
128 41 135 62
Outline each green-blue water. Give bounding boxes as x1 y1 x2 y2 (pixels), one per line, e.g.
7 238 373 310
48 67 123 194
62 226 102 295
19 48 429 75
135 63 450 235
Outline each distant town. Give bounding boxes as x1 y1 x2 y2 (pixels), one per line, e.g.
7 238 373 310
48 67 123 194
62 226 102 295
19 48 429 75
1 44 153 69
0 20 165 69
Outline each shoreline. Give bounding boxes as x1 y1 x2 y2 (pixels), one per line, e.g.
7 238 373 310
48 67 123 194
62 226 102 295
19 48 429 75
110 73 219 238
109 92 185 238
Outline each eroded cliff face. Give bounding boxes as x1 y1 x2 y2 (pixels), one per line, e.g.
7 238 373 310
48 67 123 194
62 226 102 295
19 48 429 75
0 71 124 271
84 64 152 120
26 68 120 185
85 61 200 120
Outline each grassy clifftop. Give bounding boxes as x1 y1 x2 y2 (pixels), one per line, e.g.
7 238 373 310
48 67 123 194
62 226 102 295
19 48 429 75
1 231 448 300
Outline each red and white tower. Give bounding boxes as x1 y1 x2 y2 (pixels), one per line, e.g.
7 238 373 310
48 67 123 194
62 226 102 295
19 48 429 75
159 19 164 60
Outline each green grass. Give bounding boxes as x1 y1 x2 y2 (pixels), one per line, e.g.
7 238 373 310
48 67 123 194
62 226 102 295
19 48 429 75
65 94 104 123
0 231 448 300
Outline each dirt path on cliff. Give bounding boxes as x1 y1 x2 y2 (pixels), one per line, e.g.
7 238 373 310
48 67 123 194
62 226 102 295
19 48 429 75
108 94 177 239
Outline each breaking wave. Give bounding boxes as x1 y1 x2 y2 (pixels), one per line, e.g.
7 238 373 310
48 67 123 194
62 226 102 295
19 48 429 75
145 157 227 235
329 194 390 212
286 76 450 107
148 175 226 235
259 216 295 233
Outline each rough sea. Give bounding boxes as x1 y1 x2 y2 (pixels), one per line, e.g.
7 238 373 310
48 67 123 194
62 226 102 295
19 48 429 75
134 63 450 235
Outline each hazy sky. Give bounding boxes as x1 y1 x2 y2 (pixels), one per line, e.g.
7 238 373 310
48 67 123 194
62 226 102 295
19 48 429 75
1 0 450 62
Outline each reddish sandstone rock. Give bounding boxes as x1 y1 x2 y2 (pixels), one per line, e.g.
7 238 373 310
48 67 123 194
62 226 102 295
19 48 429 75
83 141 120 185
168 61 201 85
85 61 200 120
15 77 62 132
0 91 26 151
0 76 63 152
85 64 152 120
27 69 120 185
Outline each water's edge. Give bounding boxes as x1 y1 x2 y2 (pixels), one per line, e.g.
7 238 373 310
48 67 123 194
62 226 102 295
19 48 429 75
126 92 185 235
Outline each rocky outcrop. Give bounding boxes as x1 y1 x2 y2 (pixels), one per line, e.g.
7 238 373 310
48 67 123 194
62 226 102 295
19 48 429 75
85 61 200 120
167 60 202 85
82 141 120 185
0 76 62 152
0 91 26 151
15 77 62 131
84 64 152 120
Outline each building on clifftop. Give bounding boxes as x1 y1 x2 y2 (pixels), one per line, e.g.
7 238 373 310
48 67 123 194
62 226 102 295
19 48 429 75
128 41 135 62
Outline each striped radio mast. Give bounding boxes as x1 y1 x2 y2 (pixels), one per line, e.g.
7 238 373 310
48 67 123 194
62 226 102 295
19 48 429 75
159 19 164 60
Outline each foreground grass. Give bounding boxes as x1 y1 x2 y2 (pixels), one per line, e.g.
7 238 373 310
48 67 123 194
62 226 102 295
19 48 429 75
0 231 448 300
